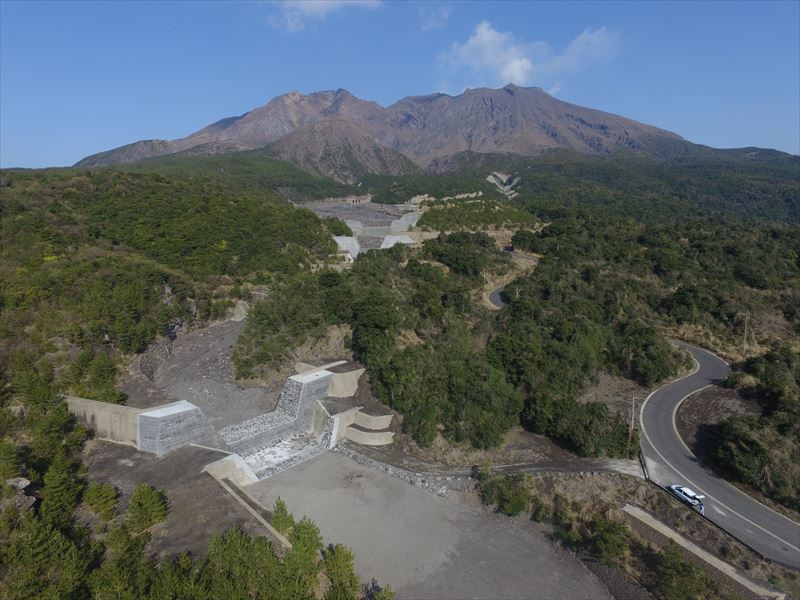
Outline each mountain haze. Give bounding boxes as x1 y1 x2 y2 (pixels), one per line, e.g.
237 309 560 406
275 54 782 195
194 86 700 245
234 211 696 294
76 85 684 169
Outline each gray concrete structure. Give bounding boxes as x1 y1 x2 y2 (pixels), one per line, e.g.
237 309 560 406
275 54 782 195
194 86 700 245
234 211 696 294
67 396 217 457
380 235 414 250
138 400 217 456
71 358 394 480
333 236 361 261
66 396 140 446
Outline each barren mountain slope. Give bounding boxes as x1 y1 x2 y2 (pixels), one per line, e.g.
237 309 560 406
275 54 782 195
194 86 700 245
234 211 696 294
264 119 421 183
76 85 683 169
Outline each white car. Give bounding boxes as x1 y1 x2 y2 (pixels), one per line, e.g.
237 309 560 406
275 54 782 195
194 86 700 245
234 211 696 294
668 484 706 512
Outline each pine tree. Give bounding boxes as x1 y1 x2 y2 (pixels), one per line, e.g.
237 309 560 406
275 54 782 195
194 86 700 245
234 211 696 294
84 481 119 521
0 514 89 599
39 452 83 530
271 496 295 535
324 544 360 600
126 483 168 532
285 517 324 599
89 523 156 600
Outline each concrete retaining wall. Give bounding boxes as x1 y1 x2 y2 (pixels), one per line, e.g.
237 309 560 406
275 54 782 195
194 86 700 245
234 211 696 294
352 411 393 430
312 401 331 437
66 396 141 446
622 505 782 600
328 368 365 397
342 425 394 446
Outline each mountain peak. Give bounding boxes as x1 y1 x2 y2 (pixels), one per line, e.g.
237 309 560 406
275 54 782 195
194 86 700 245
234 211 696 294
75 85 683 168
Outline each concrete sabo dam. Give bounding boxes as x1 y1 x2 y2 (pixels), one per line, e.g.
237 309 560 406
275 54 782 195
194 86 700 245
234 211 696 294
67 360 393 483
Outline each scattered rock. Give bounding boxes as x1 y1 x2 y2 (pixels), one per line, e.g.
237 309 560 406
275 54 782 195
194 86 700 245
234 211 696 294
5 477 31 491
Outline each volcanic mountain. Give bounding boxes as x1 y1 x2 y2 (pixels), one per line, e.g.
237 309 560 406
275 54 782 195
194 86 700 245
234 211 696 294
76 85 683 169
261 119 421 184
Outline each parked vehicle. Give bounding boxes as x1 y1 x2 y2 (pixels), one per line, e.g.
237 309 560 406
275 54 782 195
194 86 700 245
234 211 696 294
668 484 705 514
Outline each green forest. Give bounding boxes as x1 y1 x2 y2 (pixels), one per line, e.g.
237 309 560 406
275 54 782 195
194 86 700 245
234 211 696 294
1 144 798 595
0 166 380 598
707 345 800 511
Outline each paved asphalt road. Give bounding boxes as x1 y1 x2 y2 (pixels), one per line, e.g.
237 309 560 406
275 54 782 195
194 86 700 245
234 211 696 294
640 343 800 568
488 285 507 308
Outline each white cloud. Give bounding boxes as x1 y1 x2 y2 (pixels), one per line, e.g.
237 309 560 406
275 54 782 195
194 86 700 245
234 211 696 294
420 3 453 31
539 27 619 77
547 81 562 96
439 21 619 90
269 0 381 32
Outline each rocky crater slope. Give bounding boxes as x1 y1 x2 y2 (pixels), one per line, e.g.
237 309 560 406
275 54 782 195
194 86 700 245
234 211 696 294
76 85 683 169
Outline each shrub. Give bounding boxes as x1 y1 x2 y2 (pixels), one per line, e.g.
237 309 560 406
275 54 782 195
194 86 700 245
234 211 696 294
271 497 295 535
586 516 629 565
530 495 549 523
84 481 118 521
126 484 168 532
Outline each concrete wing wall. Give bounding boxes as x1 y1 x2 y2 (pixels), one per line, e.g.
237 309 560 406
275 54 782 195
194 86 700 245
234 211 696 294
327 368 365 398
66 396 141 446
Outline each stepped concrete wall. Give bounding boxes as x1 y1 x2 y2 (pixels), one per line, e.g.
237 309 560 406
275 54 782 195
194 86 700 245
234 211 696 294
222 370 334 455
352 411 394 430
66 396 140 446
138 400 215 456
343 425 394 446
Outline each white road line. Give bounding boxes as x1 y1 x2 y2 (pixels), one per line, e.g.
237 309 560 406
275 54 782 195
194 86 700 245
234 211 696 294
639 347 800 555
671 346 800 529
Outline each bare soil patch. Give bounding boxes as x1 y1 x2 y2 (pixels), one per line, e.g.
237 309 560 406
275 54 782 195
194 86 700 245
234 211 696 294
675 385 762 450
245 451 611 599
529 472 798 598
384 426 580 469
82 441 263 559
579 372 650 423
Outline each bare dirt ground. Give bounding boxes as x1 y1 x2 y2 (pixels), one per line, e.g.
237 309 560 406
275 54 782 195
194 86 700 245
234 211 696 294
530 472 798 598
120 319 283 430
578 372 650 423
390 426 582 468
383 415 643 479
675 385 762 450
245 451 612 600
82 441 264 559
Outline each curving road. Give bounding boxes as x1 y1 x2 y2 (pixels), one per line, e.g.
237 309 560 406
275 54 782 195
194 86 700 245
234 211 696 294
640 342 800 568
488 285 507 308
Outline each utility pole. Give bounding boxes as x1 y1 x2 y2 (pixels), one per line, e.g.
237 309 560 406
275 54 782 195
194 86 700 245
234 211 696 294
738 312 750 358
628 395 638 456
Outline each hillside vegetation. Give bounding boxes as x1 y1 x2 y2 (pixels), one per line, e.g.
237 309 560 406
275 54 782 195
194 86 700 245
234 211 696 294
1 144 798 594
239 153 799 459
708 346 800 511
443 148 800 223
121 151 356 201
0 165 386 598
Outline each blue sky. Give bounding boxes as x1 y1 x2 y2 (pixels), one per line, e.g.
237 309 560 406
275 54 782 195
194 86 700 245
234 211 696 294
1 0 798 167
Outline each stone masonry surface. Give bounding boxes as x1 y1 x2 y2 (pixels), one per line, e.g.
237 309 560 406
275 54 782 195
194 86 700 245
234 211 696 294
137 401 217 456
218 371 335 477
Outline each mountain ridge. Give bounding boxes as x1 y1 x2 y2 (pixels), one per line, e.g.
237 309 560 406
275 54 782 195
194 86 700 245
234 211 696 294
76 84 687 169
